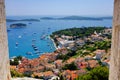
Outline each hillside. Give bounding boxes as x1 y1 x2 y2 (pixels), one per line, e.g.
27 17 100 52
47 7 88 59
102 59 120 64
51 27 106 38
40 16 113 20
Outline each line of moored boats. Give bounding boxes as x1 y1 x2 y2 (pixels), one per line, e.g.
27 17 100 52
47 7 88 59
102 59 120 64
14 27 54 56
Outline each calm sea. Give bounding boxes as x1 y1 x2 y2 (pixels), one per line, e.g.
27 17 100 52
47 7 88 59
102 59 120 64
7 16 112 59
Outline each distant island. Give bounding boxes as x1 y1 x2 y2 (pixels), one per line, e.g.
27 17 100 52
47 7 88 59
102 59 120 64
58 16 113 20
6 19 40 22
40 17 56 20
40 16 113 20
10 23 27 28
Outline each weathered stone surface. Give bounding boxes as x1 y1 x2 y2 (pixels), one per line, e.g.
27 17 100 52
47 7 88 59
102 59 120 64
109 0 120 80
0 0 11 80
12 77 42 80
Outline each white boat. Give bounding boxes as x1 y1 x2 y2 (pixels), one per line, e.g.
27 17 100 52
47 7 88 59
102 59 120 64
35 51 40 54
40 34 47 40
26 52 32 55
34 47 38 51
18 35 22 38
16 42 19 46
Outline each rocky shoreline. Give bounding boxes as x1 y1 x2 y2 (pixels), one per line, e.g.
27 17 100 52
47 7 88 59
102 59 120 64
49 36 58 49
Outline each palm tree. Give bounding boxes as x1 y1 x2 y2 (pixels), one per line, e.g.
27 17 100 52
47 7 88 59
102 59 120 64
0 0 11 80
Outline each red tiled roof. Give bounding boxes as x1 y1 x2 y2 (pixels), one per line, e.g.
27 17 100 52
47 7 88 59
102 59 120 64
66 58 75 64
10 65 16 70
87 60 99 68
43 71 54 77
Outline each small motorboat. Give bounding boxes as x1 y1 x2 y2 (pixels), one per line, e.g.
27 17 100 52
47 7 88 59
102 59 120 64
33 32 37 34
34 47 38 51
32 45 37 48
16 42 19 46
32 39 36 42
32 44 35 47
40 35 46 40
7 29 11 32
35 51 40 54
18 35 22 38
48 27 50 29
29 22 32 24
26 52 32 55
47 44 50 46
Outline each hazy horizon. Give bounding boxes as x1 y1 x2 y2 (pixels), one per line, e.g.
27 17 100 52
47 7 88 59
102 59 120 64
5 0 114 16
6 15 113 17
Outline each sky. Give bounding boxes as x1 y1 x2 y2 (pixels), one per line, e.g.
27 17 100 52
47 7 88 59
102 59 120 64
5 0 114 16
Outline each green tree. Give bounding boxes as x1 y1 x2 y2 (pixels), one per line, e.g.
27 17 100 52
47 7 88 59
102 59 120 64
62 62 78 70
76 66 109 80
10 56 22 65
10 69 24 77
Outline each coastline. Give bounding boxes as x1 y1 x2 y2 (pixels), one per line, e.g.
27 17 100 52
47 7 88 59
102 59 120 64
49 35 58 50
8 16 112 59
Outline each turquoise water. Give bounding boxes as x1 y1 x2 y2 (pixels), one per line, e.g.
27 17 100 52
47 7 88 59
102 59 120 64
7 16 112 59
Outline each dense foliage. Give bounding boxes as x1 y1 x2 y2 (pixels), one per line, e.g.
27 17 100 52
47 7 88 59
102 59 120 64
56 50 77 61
94 41 111 51
51 27 105 38
76 66 109 80
62 62 78 70
11 69 24 77
10 56 22 65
